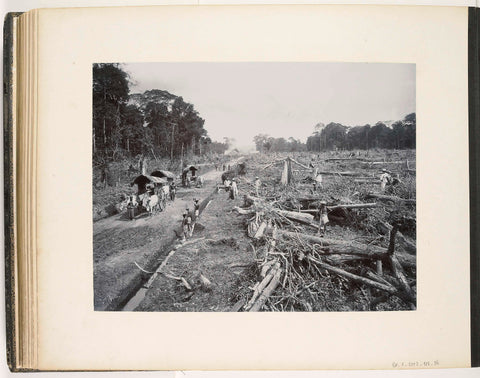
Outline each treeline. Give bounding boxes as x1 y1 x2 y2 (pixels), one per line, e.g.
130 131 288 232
306 113 416 151
253 134 306 153
92 63 228 162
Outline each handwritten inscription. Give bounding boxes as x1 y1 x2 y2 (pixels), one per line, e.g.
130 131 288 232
392 360 440 368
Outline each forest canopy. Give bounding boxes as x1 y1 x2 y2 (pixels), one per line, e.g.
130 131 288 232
305 114 416 152
92 63 228 162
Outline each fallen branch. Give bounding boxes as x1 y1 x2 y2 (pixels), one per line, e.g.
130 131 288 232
134 261 155 274
162 272 193 291
289 157 311 170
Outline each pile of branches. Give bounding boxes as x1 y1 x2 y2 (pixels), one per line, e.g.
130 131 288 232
232 195 416 312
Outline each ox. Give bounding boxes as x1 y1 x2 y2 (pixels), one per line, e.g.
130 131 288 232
142 193 160 216
196 176 205 188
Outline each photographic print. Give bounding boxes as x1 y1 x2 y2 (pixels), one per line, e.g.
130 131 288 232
92 62 416 312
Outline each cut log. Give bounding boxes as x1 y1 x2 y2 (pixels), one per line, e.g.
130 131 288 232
245 262 280 310
260 259 276 278
390 254 416 301
254 221 267 239
317 171 364 177
354 179 380 184
368 160 412 165
271 229 416 268
249 267 282 312
328 203 377 211
299 203 378 213
275 231 386 258
277 210 314 223
307 256 397 293
366 271 392 287
325 158 369 162
233 206 255 215
230 298 245 312
365 193 416 205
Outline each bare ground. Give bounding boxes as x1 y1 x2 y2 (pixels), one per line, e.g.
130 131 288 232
93 166 230 310
135 192 256 311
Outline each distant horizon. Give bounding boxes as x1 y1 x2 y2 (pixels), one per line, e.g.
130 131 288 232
123 62 415 148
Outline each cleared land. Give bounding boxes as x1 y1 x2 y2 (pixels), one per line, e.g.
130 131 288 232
93 149 416 312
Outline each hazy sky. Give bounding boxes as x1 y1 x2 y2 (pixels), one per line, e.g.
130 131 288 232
123 62 415 148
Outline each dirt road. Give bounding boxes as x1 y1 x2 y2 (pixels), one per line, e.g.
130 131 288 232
93 162 240 311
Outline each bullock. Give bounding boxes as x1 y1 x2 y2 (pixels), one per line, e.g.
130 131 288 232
161 184 170 199
142 193 159 216
196 176 205 188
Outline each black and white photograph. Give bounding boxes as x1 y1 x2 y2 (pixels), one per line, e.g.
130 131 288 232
93 62 416 312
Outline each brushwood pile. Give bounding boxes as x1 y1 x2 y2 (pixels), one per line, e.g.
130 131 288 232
230 149 416 312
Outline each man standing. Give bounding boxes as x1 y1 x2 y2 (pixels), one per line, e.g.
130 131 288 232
254 176 261 196
169 181 176 201
317 201 329 236
182 211 189 241
193 198 200 221
379 169 392 192
230 178 238 200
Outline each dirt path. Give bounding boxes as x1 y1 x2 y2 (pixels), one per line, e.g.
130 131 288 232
93 161 241 311
134 188 256 312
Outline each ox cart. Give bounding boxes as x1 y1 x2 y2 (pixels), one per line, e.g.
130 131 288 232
126 174 170 218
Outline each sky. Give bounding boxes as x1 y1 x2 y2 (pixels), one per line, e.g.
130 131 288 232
123 62 415 149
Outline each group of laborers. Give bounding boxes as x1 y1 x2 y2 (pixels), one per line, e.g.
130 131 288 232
181 198 201 241
223 177 238 199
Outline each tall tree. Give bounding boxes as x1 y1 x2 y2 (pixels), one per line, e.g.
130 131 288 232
92 63 130 159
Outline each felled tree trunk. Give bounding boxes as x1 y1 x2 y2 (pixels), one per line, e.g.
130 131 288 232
269 229 416 268
365 193 416 205
249 266 282 312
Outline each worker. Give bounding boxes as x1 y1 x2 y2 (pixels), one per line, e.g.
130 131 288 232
254 176 261 196
126 194 138 220
230 178 238 200
317 201 329 236
185 208 193 237
169 181 176 201
181 211 189 241
224 178 231 192
379 169 393 192
193 198 200 221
